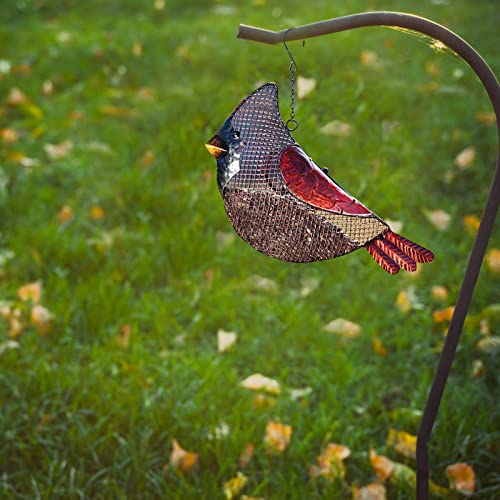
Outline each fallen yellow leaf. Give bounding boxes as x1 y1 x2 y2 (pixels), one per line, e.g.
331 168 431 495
431 286 449 301
311 443 351 480
297 76 316 99
395 290 411 314
319 120 352 137
239 442 254 468
369 449 395 482
252 394 277 410
223 472 248 500
425 210 451 231
42 80 54 96
154 0 165 10
445 463 475 496
116 324 132 349
360 50 378 67
372 337 388 356
471 359 485 378
241 373 281 395
8 317 24 338
7 87 29 105
433 306 455 323
141 149 155 168
354 483 387 500
264 420 292 453
89 205 105 220
463 215 480 233
476 336 500 352
57 205 73 223
0 128 19 143
217 329 237 353
454 146 476 169
31 305 54 335
387 429 417 459
169 439 198 474
485 248 500 274
323 318 361 338
132 41 143 56
475 111 496 126
17 281 42 303
44 140 73 160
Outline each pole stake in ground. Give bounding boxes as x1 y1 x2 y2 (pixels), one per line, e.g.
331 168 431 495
208 12 499 499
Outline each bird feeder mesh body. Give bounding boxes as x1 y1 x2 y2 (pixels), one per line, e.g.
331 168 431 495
222 83 387 263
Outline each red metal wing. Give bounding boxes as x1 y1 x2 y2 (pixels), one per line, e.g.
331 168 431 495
279 145 371 215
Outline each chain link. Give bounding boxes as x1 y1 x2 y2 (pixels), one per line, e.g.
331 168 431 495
284 29 299 132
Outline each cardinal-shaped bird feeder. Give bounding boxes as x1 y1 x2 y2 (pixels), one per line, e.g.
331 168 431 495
206 83 434 274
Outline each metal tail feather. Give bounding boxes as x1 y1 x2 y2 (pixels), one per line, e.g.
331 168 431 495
366 231 434 274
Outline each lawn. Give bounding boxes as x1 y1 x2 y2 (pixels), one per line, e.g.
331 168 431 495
0 0 499 498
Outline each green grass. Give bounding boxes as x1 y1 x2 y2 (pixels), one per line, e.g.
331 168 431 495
0 0 499 498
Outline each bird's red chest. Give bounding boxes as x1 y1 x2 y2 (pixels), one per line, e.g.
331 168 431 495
279 145 370 215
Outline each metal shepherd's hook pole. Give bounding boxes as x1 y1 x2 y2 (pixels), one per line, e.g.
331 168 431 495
236 12 500 499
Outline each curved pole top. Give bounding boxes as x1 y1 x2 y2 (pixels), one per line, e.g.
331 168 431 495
237 11 499 113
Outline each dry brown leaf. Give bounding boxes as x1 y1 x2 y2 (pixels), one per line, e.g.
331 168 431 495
319 120 352 137
252 394 277 410
57 205 73 223
395 290 411 314
217 329 237 353
372 337 388 356
425 210 451 231
169 439 198 474
476 336 500 352
223 472 248 500
387 429 417 459
360 50 378 67
323 318 361 338
31 305 54 335
0 128 19 143
7 87 29 105
45 140 73 160
475 111 496 126
485 249 500 274
239 442 255 468
445 463 476 496
454 146 476 170
264 421 292 453
433 306 455 324
89 205 105 220
132 41 143 56
297 76 316 99
431 286 449 301
116 324 132 349
241 373 281 395
141 149 155 167
369 449 395 482
354 483 387 500
463 215 480 233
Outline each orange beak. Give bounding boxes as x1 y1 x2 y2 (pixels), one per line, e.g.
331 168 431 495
205 134 227 159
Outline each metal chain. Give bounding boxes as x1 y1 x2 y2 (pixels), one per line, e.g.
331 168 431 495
283 29 298 131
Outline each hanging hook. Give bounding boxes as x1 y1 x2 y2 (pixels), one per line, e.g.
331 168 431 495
283 28 299 131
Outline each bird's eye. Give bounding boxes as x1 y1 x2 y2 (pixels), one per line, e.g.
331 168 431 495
232 130 240 139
